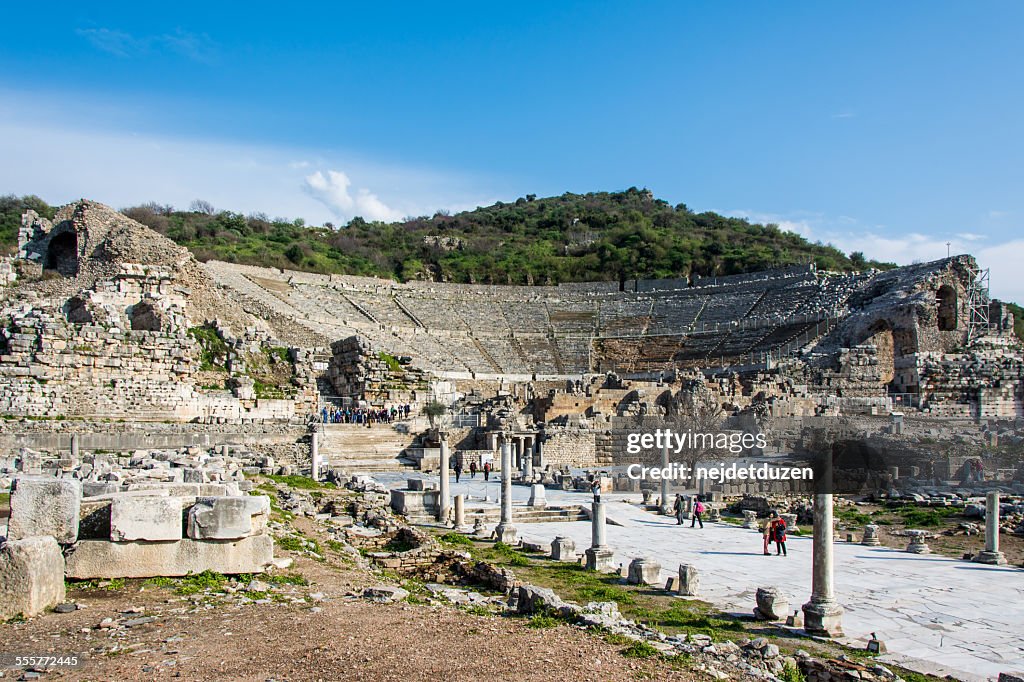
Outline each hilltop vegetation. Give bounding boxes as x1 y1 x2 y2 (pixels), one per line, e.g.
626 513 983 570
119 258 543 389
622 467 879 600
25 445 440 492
1 189 891 284
0 195 55 253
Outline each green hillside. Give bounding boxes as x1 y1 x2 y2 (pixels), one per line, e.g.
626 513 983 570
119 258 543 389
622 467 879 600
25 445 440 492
0 188 893 284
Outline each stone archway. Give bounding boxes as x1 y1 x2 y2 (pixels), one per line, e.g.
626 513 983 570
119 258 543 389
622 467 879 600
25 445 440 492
937 285 958 331
45 231 79 276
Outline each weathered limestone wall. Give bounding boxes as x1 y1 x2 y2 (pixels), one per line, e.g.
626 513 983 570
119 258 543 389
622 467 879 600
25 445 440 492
0 312 310 422
540 427 597 468
327 335 428 405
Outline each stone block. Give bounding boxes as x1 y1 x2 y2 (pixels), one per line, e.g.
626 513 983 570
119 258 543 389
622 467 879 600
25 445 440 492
0 536 66 619
110 495 183 542
550 536 576 561
527 484 546 508
677 564 700 596
64 535 274 579
584 547 616 572
187 496 269 540
9 477 82 544
754 586 789 621
627 557 661 585
362 585 409 603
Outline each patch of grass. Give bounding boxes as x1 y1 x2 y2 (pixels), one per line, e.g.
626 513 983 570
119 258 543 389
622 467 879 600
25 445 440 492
5 613 27 624
527 612 561 628
143 577 177 589
492 541 530 566
265 572 308 586
620 640 660 659
187 324 230 372
277 536 306 552
278 534 322 556
175 570 228 595
378 351 403 373
835 508 873 525
779 660 806 682
463 604 492 617
439 532 474 546
103 578 126 591
0 492 9 506
894 506 959 528
263 474 332 490
326 540 348 553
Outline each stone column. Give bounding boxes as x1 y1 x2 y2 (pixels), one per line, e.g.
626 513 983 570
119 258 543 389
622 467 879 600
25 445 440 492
70 434 80 460
802 493 843 637
974 491 1007 565
659 440 671 515
310 431 321 482
523 440 535 480
438 435 451 524
495 436 517 544
585 498 615 571
453 494 466 531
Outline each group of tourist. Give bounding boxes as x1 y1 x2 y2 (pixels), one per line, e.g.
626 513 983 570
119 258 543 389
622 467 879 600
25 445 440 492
318 404 413 425
671 496 788 555
673 494 706 529
451 459 492 482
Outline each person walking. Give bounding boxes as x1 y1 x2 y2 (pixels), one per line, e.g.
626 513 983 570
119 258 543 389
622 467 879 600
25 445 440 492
469 461 478 478
483 461 491 481
690 496 705 529
673 494 685 525
453 460 463 484
773 513 788 556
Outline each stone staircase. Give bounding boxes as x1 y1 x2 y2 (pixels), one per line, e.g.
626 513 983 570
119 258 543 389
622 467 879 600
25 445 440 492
319 423 420 473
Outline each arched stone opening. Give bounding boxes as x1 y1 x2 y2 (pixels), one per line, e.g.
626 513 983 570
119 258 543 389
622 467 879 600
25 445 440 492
937 285 958 331
45 231 79 276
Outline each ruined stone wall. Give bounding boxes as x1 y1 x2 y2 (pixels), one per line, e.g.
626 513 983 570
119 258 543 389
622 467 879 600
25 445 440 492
0 257 16 287
912 349 1024 420
0 311 310 422
327 335 429 406
539 426 597 468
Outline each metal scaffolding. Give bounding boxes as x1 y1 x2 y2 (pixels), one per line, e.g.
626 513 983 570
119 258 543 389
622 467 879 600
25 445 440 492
964 263 992 344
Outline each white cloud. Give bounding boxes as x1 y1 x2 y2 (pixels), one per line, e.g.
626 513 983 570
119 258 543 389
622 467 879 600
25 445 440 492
0 91 494 226
722 209 816 239
303 170 403 222
723 208 1024 302
831 111 857 119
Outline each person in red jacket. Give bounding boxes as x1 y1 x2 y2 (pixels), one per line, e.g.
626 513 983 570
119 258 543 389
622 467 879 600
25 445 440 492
773 513 788 556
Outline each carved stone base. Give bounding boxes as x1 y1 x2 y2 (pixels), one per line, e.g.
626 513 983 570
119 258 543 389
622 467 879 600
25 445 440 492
585 547 616 572
802 599 844 638
973 550 1007 566
494 523 517 545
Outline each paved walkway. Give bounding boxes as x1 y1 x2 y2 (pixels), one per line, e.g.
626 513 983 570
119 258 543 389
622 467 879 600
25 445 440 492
377 474 1024 681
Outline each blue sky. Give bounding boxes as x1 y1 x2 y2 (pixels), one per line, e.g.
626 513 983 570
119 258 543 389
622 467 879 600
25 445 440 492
2 1 1023 298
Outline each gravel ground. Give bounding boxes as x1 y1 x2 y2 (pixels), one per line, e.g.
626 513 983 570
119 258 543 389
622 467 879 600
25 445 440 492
1 523 702 682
